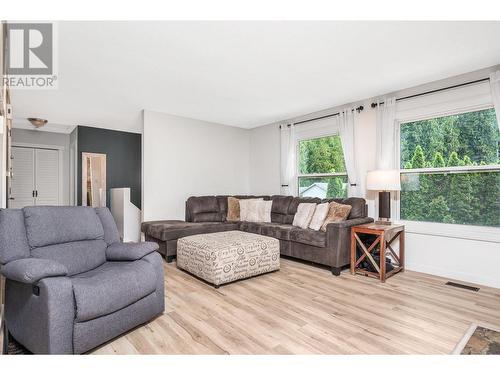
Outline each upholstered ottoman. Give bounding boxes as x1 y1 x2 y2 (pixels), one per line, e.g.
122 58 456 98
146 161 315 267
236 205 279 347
176 230 280 287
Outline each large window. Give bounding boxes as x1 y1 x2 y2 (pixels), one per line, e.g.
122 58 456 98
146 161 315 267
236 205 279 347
297 135 348 198
399 108 500 227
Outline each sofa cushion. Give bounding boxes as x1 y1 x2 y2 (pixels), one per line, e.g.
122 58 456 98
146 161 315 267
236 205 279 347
186 196 219 214
238 221 263 234
146 221 237 241
216 195 229 220
23 206 104 248
270 195 293 223
259 223 294 241
192 212 223 222
290 228 326 248
71 260 157 322
31 239 107 276
142 220 184 234
342 197 366 219
186 196 222 222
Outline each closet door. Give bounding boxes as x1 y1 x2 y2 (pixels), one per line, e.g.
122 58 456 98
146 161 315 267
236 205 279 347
9 147 35 208
35 148 60 206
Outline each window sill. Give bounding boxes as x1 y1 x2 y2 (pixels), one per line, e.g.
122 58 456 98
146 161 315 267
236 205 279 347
399 220 500 243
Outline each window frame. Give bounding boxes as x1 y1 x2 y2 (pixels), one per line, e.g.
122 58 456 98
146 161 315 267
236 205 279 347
395 104 500 243
295 133 348 198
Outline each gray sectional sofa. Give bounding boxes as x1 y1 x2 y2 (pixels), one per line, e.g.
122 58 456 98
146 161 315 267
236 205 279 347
0 206 165 354
142 195 373 275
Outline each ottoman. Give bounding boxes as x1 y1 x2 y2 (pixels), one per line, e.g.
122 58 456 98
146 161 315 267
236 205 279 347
177 230 280 287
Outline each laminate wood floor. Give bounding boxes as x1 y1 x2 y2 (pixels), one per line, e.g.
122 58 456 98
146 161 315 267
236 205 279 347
90 258 500 355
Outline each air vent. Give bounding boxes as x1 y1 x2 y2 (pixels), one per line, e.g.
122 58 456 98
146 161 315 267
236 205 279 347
445 281 479 292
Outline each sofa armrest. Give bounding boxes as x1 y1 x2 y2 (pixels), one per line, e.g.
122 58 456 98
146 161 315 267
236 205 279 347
105 241 159 261
325 217 374 267
1 258 68 284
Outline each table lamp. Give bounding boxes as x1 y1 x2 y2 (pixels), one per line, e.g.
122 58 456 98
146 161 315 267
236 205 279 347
366 169 401 225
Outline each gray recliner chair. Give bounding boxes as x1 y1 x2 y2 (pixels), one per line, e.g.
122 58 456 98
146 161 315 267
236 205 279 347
0 206 165 354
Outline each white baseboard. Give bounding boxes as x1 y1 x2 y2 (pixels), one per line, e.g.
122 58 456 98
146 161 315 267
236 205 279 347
406 262 500 289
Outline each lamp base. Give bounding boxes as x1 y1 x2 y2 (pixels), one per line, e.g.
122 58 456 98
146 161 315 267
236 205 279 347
375 219 393 225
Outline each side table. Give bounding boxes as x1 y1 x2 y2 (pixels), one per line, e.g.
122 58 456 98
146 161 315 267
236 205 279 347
350 223 405 282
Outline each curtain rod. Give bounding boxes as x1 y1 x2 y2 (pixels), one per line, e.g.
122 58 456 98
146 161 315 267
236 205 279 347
370 77 490 108
280 105 364 128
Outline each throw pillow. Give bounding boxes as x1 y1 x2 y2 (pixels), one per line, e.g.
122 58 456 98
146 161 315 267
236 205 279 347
256 200 272 223
320 201 352 231
239 198 264 221
308 203 329 231
226 197 240 221
292 203 317 229
244 200 272 222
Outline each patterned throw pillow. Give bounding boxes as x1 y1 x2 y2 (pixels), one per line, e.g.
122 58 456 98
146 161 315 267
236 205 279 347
226 197 240 221
320 201 352 231
292 203 317 229
308 203 329 231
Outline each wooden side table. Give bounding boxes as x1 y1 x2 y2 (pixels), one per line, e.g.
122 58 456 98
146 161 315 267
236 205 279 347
350 223 405 282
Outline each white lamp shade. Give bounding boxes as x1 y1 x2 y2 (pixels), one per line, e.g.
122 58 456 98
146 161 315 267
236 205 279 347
366 169 401 191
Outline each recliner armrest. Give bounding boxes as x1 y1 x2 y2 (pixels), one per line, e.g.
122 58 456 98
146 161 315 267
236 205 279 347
105 241 159 261
1 258 68 284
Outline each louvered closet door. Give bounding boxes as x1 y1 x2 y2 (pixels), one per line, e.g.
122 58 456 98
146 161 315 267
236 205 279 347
10 147 35 208
35 148 60 206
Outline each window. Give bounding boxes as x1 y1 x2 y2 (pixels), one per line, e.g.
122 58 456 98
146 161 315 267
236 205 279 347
297 135 348 198
399 108 500 227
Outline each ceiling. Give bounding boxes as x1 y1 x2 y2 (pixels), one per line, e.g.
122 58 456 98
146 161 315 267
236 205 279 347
10 21 500 133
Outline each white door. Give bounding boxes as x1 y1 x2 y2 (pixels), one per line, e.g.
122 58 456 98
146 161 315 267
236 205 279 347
10 147 35 208
35 148 59 205
9 146 60 208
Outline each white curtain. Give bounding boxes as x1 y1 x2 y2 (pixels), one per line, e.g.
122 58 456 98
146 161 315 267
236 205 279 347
280 124 296 195
375 97 397 169
338 108 360 197
490 70 500 131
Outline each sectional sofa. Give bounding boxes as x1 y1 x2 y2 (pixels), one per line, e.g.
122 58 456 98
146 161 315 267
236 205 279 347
142 195 373 275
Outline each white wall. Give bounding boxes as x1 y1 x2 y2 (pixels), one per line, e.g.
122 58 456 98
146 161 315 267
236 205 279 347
143 110 251 221
11 129 71 205
249 123 281 195
248 68 500 289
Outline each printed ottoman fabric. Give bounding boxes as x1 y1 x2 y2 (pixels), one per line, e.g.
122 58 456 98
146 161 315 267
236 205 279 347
177 230 280 286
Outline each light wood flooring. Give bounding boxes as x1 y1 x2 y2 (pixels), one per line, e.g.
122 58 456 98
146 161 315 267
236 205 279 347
90 258 500 354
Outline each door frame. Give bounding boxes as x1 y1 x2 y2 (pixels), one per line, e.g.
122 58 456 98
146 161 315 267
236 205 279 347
11 142 65 206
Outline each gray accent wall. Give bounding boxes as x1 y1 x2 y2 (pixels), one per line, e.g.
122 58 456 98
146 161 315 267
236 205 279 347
76 126 141 209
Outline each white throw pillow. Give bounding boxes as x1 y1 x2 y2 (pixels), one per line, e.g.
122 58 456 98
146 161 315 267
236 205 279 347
308 203 329 231
256 200 272 223
239 198 264 221
242 200 272 222
292 203 317 229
